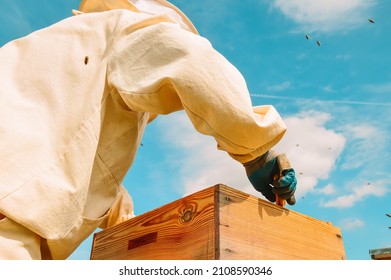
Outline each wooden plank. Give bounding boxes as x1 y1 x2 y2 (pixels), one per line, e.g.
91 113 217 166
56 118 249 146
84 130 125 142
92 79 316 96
91 186 217 260
217 185 345 260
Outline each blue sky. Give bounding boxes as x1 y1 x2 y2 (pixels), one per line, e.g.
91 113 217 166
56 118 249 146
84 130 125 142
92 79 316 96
1 0 390 260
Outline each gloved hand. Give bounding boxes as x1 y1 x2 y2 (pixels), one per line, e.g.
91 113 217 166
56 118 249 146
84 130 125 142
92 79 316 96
243 150 297 205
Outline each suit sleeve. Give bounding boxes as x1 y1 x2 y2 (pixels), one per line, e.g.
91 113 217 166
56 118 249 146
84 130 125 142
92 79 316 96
100 185 136 228
107 22 286 163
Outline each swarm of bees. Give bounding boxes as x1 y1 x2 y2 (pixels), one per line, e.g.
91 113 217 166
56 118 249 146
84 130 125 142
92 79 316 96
304 18 376 47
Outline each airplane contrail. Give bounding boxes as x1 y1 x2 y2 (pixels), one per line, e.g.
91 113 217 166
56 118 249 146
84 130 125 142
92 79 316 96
250 94 391 106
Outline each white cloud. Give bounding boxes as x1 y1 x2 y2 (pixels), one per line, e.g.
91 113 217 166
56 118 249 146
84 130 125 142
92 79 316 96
339 218 365 231
270 0 376 33
296 53 307 60
322 182 389 208
318 184 336 195
336 54 353 61
251 93 391 106
362 82 391 94
322 85 336 93
308 106 391 209
267 81 292 92
347 124 379 140
341 124 387 170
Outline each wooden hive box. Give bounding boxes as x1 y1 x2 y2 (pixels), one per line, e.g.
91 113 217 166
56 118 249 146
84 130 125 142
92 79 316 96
90 184 346 260
369 247 391 260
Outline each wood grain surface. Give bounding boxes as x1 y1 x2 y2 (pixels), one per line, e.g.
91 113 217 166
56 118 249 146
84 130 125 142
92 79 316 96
217 185 345 260
91 186 218 260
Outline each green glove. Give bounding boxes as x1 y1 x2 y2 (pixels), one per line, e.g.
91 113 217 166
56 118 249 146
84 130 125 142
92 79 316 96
244 151 297 204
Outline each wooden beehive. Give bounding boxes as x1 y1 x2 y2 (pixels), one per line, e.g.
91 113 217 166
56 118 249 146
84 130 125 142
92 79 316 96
90 184 346 260
369 247 391 260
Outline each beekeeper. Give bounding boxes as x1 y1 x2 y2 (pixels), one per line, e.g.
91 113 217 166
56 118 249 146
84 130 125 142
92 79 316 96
0 0 296 259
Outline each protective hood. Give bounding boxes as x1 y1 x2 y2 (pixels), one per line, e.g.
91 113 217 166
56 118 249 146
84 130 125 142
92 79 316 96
76 0 198 34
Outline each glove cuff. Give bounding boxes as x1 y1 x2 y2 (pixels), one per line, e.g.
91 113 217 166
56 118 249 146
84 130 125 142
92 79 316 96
243 150 279 176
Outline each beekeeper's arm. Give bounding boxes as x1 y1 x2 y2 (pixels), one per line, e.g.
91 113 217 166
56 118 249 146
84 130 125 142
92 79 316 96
108 22 296 202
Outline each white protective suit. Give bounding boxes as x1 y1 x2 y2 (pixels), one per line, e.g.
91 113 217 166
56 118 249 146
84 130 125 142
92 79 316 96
0 0 286 259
